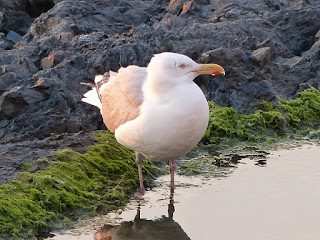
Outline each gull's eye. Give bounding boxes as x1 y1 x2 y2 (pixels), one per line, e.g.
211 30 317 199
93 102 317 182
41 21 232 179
178 63 186 69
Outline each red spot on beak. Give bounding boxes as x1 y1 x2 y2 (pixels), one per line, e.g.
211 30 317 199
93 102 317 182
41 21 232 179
211 70 222 76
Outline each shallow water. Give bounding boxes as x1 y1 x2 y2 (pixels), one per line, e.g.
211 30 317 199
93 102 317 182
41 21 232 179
47 143 320 240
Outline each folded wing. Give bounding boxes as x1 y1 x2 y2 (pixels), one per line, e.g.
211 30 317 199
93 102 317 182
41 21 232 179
98 66 146 133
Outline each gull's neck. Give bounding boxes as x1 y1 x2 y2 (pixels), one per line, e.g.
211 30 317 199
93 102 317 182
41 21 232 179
145 73 196 105
145 73 172 103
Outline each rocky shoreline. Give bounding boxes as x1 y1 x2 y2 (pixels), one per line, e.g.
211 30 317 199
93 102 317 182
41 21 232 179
1 0 320 183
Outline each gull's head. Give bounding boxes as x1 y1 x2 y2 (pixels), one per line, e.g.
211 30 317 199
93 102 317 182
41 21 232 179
147 52 225 86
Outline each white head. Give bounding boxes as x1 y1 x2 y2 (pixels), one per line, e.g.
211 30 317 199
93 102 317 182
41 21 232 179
147 52 201 84
147 52 225 90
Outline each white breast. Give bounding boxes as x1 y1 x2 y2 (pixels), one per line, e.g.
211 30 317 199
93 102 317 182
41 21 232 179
115 83 209 162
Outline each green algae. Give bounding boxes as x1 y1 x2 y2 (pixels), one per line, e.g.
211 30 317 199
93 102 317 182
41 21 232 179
203 88 320 147
179 161 203 175
0 131 160 239
19 162 35 171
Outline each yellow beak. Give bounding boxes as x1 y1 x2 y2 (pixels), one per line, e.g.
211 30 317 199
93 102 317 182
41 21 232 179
195 64 225 76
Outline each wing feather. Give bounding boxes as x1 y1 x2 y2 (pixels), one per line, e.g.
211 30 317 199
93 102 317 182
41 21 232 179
98 66 146 133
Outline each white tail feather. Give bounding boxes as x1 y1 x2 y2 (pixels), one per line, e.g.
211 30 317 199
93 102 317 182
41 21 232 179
82 73 114 110
94 74 103 84
81 88 102 109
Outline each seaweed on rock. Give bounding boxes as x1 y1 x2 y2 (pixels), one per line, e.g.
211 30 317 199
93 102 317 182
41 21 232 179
0 131 160 239
203 88 320 145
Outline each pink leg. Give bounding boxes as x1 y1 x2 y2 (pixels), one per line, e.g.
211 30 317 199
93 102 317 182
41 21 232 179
135 153 145 198
169 159 176 194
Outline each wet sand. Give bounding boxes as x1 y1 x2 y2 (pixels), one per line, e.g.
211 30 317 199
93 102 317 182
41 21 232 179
48 143 320 240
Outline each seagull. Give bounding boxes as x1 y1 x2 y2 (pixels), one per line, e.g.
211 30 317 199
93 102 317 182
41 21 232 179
82 52 225 197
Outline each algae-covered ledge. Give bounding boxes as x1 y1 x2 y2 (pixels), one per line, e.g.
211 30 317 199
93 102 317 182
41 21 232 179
0 132 161 239
203 88 320 148
1 89 320 239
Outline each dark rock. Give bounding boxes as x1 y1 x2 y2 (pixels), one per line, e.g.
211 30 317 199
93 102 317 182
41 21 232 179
0 0 55 36
256 38 276 55
31 77 54 90
66 118 81 133
40 53 54 69
0 32 12 49
0 119 9 128
0 10 3 25
251 47 272 66
201 47 250 67
0 86 46 120
6 30 22 43
303 39 320 62
275 56 302 69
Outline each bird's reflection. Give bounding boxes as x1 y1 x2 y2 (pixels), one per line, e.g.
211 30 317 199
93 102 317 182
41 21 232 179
94 194 190 240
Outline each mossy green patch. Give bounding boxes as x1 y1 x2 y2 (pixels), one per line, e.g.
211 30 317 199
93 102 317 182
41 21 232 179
19 162 35 171
0 131 161 239
179 161 203 175
203 88 320 148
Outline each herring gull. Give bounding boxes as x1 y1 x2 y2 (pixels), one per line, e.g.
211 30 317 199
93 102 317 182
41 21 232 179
82 52 225 197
